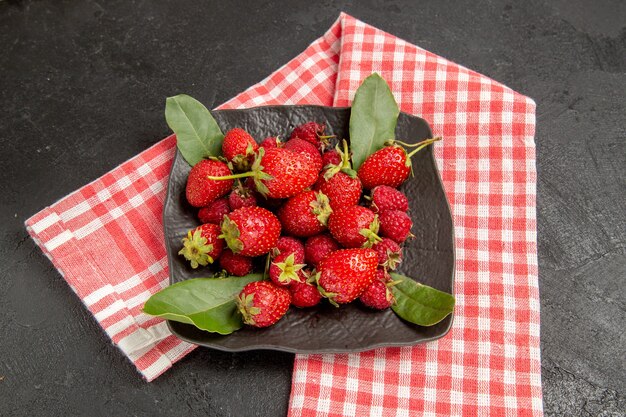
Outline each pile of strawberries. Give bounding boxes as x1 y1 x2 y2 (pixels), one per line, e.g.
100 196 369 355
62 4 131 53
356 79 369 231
179 121 437 328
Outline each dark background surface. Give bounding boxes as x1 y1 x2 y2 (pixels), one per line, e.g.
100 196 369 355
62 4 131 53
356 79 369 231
1 0 624 416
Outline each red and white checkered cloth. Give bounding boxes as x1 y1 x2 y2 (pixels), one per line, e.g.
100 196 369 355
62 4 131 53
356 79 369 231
26 13 542 416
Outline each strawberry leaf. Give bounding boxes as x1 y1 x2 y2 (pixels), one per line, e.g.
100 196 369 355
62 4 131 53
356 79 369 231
349 73 400 170
165 94 224 166
389 273 455 326
143 274 263 334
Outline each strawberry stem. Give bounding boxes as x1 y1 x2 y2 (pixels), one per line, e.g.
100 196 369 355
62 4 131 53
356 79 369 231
405 137 442 158
207 171 256 181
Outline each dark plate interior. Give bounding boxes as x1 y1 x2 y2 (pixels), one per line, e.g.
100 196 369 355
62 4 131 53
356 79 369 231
163 105 455 353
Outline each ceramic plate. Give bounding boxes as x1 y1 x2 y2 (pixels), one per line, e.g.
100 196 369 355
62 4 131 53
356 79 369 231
162 105 455 353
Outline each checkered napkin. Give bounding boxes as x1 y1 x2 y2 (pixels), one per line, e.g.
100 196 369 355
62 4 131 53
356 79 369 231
26 13 542 416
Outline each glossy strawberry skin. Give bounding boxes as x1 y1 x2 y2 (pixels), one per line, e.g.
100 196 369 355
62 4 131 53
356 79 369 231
327 206 379 248
186 160 233 207
278 190 331 237
304 234 340 268
284 138 323 174
358 146 410 189
317 248 378 304
219 249 253 276
359 278 394 310
258 148 318 199
370 185 409 213
289 122 327 150
222 128 258 163
289 280 322 308
379 210 413 244
273 236 305 262
259 136 281 150
314 171 362 211
222 206 281 257
237 281 291 328
197 197 230 224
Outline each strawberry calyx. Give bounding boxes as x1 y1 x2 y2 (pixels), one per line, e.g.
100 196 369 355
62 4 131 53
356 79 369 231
230 143 258 172
208 147 274 197
310 191 333 226
323 139 357 180
382 248 402 270
237 292 261 326
219 215 244 253
274 253 306 284
359 215 383 248
313 271 339 307
383 137 442 168
178 229 215 268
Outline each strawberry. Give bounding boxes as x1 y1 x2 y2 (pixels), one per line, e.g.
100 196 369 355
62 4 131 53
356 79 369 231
369 185 409 213
219 248 253 276
359 278 394 310
357 138 441 189
373 267 392 282
222 128 259 171
379 210 413 244
314 140 362 210
304 234 340 268
284 138 323 173
208 147 318 199
220 206 281 257
178 223 224 268
277 190 332 237
259 136 282 150
237 281 291 327
273 236 305 262
327 206 382 248
289 121 332 151
197 197 230 224
228 183 257 210
316 248 378 304
321 149 341 167
269 253 306 286
372 237 403 270
185 159 233 207
289 272 322 308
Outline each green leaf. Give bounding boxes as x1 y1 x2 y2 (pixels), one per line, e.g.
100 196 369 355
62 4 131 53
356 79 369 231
349 73 400 170
389 273 455 326
143 273 262 335
165 94 224 166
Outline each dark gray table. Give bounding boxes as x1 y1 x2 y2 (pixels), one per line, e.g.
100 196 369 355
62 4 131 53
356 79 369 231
1 1 624 415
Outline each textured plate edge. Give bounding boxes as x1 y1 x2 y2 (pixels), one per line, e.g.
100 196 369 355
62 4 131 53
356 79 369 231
161 104 456 352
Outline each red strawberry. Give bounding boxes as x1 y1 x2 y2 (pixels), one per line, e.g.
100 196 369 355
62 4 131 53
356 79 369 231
197 197 230 224
237 281 291 327
222 128 259 171
379 210 413 243
178 223 224 268
219 249 253 276
359 278 394 310
259 136 282 150
321 149 341 167
304 234 340 268
269 252 306 286
289 121 332 150
372 237 403 270
315 171 362 211
220 206 281 257
209 147 318 199
314 140 362 210
357 138 441 189
273 236 305 262
186 159 233 207
316 248 378 304
277 190 332 237
284 138 323 173
373 267 392 282
228 183 257 210
369 185 409 213
327 206 382 248
289 273 322 308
